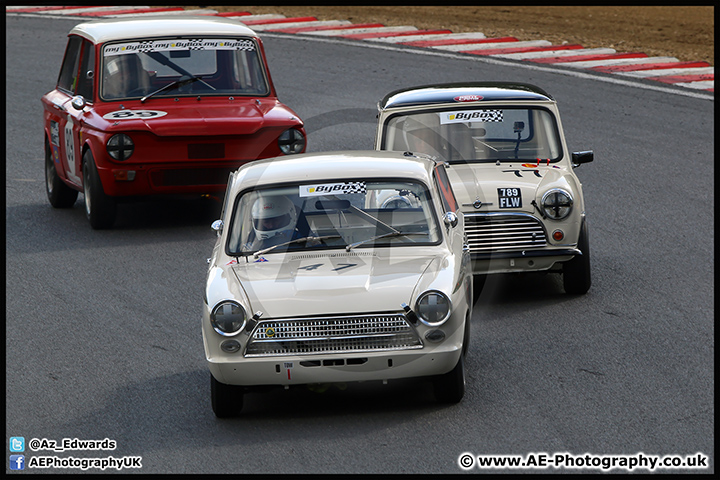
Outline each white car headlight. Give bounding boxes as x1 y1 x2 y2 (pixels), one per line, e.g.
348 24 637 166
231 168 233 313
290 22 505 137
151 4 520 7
210 301 247 336
415 291 451 326
542 188 573 220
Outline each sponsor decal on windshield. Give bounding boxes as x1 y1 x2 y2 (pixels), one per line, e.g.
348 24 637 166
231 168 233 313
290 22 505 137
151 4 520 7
299 182 366 197
104 38 256 56
440 109 503 125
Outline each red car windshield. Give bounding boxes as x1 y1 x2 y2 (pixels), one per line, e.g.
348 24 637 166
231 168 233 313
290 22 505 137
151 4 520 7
101 37 269 101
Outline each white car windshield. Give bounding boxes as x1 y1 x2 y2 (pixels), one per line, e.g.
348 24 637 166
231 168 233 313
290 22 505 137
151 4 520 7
382 107 563 163
101 37 269 100
227 180 441 256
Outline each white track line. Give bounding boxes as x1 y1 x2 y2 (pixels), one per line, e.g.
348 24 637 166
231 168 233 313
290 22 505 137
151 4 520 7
250 20 352 31
432 40 551 52
306 26 418 36
367 32 487 43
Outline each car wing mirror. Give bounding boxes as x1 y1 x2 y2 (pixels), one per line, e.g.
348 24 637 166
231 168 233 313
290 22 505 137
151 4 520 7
443 211 458 229
211 219 223 237
70 95 86 110
572 150 594 168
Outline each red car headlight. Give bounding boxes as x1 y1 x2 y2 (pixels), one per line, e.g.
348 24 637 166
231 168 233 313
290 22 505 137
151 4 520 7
278 128 305 155
106 134 134 161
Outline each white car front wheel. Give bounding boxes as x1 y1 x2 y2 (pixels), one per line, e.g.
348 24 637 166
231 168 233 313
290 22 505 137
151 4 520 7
433 354 466 404
211 374 244 418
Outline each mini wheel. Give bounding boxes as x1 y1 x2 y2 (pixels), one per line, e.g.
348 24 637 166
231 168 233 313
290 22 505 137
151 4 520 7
563 219 591 294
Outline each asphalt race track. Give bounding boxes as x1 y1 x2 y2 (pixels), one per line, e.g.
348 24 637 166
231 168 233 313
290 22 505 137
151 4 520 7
5 13 714 474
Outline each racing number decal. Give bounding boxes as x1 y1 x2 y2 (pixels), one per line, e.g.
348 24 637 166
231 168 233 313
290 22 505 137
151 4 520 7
102 110 168 120
297 264 323 271
332 263 357 271
296 263 359 272
63 117 81 183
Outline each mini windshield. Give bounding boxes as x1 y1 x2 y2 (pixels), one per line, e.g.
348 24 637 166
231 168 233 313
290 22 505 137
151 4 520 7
101 37 269 100
382 107 562 163
227 180 441 256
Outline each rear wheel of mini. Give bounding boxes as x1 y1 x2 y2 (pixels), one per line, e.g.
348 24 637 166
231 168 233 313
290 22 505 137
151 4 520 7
563 219 591 294
433 354 466 404
82 149 116 230
45 138 78 208
211 374 244 418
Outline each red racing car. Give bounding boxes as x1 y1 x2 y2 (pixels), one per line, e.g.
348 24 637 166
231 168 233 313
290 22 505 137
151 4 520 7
42 15 307 229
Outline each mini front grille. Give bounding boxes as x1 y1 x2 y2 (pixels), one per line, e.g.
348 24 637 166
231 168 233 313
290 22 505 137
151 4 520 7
244 314 423 357
464 213 547 253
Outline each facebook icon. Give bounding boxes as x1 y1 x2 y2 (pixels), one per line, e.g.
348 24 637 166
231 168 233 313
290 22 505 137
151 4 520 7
10 455 25 470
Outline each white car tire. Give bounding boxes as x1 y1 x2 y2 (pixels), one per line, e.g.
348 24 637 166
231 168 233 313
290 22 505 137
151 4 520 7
211 374 244 418
433 354 466 404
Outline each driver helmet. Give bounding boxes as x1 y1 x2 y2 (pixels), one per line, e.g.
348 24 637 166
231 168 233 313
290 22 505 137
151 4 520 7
251 195 297 240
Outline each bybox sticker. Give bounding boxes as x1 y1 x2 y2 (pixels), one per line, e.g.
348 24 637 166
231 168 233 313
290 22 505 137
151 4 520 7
440 109 504 125
299 182 366 197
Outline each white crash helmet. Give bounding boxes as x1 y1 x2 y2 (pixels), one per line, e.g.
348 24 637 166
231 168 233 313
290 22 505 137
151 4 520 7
251 195 297 240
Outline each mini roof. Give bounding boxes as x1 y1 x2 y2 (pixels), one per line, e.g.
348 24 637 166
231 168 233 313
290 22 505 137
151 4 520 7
230 150 439 191
69 15 259 44
379 82 554 110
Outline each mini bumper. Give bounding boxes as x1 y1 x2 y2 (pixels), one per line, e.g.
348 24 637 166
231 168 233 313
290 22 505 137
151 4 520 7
471 248 580 274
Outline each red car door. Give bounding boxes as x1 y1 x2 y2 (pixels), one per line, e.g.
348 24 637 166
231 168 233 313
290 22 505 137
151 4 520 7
43 35 95 188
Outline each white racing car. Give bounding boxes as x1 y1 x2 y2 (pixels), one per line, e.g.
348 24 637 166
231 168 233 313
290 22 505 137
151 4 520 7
202 150 473 417
376 83 594 294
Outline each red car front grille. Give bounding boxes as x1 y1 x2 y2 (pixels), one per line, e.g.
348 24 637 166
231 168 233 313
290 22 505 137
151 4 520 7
150 167 236 187
188 143 225 159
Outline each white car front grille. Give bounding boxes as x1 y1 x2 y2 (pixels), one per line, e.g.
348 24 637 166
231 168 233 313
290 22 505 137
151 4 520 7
464 213 547 253
244 314 423 357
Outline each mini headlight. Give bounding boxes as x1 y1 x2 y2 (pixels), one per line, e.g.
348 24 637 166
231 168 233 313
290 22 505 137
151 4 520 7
106 133 134 161
210 301 247 336
542 189 573 220
278 128 305 155
415 291 451 326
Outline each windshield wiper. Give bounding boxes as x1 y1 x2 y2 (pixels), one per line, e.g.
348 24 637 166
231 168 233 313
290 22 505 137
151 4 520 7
253 235 342 258
141 75 206 103
345 231 426 251
348 205 400 234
